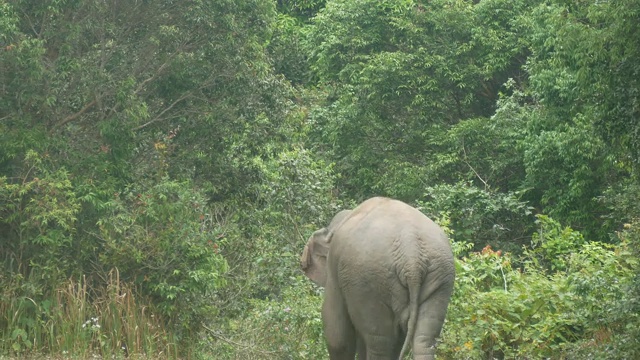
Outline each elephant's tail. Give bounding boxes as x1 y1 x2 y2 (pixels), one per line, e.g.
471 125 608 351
398 276 420 360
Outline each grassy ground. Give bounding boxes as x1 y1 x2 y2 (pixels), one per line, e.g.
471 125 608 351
0 355 159 360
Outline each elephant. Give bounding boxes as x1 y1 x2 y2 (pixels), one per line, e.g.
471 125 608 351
300 197 455 360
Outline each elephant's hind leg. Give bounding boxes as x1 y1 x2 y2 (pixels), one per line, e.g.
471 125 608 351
349 300 402 360
360 333 403 360
356 333 366 359
323 285 357 360
412 286 453 360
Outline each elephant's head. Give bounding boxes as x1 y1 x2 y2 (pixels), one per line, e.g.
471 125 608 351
301 227 331 286
301 209 352 287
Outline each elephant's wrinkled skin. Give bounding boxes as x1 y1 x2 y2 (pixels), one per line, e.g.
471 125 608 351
301 197 455 360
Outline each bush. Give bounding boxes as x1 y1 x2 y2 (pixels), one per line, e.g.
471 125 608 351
440 217 637 359
94 179 228 340
0 150 80 287
214 147 339 308
441 245 581 359
205 280 326 360
1 151 228 356
420 183 534 253
528 214 586 272
563 222 640 359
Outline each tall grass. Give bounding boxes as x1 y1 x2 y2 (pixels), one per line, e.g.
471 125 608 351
0 269 178 359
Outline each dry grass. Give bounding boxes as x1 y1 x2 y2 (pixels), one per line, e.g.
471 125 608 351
1 269 178 359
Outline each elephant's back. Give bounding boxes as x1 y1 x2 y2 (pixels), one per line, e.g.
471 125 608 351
331 197 454 304
338 197 450 251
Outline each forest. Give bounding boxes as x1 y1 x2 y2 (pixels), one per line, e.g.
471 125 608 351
0 0 638 358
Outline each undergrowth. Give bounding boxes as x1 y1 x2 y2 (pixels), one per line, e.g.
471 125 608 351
0 269 177 359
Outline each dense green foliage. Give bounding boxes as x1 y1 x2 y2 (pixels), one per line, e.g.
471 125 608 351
1 0 639 358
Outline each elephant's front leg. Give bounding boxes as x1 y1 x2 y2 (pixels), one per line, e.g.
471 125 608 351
322 284 357 360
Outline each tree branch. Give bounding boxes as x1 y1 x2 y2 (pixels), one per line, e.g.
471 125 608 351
132 93 191 131
461 139 490 190
53 98 98 130
203 325 278 355
135 60 172 95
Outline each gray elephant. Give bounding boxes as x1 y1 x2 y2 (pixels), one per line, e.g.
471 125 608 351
300 197 455 360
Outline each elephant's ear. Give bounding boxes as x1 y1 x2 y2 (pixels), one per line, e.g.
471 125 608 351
301 228 331 287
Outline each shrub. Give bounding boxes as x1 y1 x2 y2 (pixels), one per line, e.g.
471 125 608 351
0 152 228 356
0 150 80 287
214 147 339 309
528 214 586 272
441 245 581 359
441 217 637 359
94 179 228 341
420 183 533 254
205 279 326 360
563 222 639 359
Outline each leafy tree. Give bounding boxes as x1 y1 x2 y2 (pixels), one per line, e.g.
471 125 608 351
527 0 640 165
269 13 311 84
420 182 533 253
305 0 541 199
498 0 639 239
277 0 326 19
2 0 289 195
0 0 299 355
2 0 640 357
215 146 339 308
521 115 611 238
0 151 80 286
